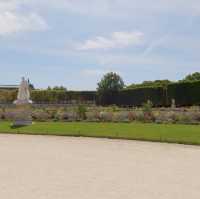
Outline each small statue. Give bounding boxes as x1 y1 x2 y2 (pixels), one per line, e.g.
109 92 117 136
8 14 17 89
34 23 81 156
14 77 32 105
171 99 176 109
12 77 33 127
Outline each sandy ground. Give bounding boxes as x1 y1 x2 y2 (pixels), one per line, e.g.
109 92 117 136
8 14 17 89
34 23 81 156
0 134 200 199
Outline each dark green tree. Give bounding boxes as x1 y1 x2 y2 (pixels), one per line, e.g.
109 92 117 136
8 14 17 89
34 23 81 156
127 80 171 89
183 72 200 82
52 86 67 91
97 72 124 93
97 72 124 105
27 79 35 90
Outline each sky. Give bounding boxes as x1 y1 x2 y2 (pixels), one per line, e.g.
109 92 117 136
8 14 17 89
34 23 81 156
0 0 200 90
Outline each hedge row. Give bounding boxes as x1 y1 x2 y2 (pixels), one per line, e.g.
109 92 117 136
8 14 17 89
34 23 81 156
98 81 200 107
31 90 97 104
0 81 199 107
167 81 200 106
0 90 96 104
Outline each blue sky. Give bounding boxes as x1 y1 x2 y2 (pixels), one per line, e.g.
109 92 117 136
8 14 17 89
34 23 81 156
0 0 200 90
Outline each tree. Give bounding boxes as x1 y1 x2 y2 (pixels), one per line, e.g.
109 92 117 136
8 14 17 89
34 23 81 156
27 79 35 90
127 79 171 89
47 86 67 91
182 72 200 82
53 86 67 91
97 72 124 93
97 72 124 105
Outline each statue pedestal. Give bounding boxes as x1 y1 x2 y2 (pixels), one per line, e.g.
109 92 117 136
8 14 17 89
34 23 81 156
12 103 32 127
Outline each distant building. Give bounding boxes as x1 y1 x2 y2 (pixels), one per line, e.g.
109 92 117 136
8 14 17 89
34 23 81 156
0 85 19 90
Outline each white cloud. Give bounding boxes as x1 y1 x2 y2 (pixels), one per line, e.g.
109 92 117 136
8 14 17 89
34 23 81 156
0 1 17 11
78 31 144 50
0 12 48 36
0 1 48 36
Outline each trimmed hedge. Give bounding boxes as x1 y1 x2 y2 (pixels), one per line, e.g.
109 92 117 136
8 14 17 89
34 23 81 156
0 81 199 107
31 90 96 104
0 90 17 103
97 81 200 107
167 81 200 107
117 86 166 107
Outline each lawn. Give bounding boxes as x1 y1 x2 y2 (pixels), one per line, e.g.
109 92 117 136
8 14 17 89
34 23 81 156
0 122 200 145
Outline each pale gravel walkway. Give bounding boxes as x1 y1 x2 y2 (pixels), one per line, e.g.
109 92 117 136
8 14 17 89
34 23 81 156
0 134 200 199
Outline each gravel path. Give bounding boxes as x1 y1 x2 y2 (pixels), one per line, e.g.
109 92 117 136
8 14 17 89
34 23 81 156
0 134 199 199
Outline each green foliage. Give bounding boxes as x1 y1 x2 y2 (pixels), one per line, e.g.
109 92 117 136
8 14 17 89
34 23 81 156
97 72 124 105
47 86 67 91
167 81 200 106
31 90 96 104
97 72 124 94
76 105 87 120
28 79 35 90
0 72 200 107
182 72 200 82
101 81 200 107
0 90 17 103
114 86 166 107
127 79 171 89
142 100 153 113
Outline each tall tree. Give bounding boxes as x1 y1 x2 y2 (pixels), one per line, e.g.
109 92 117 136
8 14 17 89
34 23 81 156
97 72 124 93
97 72 124 105
183 72 200 82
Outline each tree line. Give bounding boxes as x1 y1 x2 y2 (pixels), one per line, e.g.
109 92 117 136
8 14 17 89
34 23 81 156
0 72 199 106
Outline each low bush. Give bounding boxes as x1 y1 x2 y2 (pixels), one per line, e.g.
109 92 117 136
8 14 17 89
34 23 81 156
86 112 100 122
127 112 136 122
66 112 78 121
99 112 113 122
76 105 87 120
32 110 51 121
112 112 129 122
0 105 199 124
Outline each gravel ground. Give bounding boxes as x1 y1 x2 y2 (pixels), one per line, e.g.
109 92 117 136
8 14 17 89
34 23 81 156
0 134 199 199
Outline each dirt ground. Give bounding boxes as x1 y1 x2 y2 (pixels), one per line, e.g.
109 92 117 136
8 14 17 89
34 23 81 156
0 134 199 199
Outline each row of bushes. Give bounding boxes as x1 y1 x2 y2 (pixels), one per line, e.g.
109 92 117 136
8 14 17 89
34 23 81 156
0 81 200 107
31 90 96 104
1 106 200 125
99 81 200 107
0 90 96 104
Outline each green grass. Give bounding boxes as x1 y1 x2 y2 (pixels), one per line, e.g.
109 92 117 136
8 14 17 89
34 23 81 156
0 122 200 145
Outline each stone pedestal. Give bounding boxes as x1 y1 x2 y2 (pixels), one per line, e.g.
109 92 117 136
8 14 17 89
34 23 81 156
12 103 32 127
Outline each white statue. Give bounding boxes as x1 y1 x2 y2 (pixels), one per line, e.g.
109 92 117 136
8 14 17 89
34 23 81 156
14 77 32 105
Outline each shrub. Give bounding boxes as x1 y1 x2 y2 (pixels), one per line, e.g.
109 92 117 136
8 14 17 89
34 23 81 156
32 110 51 121
135 111 145 122
76 105 87 120
112 112 129 122
191 112 200 122
142 100 153 113
99 112 113 122
128 112 136 122
86 112 100 122
45 108 57 119
141 101 155 122
66 112 77 121
154 111 198 124
175 113 193 124
59 112 69 121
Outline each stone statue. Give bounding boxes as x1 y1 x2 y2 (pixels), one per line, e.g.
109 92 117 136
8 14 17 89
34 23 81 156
14 77 32 105
13 77 32 126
